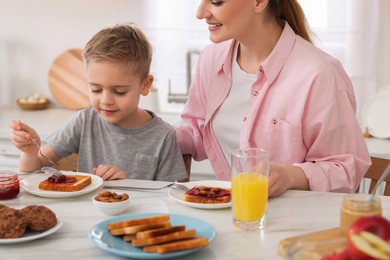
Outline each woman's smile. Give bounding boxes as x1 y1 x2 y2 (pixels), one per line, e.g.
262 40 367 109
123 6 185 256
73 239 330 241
208 22 223 31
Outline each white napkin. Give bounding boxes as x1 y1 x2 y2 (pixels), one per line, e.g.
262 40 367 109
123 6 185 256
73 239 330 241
103 179 171 189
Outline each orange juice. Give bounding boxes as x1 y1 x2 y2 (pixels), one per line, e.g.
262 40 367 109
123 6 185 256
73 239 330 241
232 172 268 222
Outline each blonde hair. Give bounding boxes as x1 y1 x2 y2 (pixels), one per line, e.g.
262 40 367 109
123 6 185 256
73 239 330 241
268 0 313 43
83 23 152 80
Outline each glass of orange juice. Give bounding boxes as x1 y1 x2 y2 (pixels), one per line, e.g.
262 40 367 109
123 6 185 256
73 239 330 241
231 148 269 231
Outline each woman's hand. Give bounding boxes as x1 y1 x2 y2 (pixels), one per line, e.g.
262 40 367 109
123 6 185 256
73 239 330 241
9 120 40 154
92 164 126 180
268 164 309 198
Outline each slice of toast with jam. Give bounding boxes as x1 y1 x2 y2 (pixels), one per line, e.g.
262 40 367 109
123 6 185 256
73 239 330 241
39 174 91 192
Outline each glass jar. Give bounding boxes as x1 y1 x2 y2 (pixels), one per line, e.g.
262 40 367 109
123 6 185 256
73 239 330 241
0 170 20 200
340 193 382 236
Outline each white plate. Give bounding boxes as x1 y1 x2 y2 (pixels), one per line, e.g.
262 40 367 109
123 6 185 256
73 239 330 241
21 172 103 198
0 217 63 244
362 92 390 138
167 180 231 209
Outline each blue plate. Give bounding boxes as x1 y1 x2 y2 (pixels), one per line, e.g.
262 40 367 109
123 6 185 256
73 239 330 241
89 213 216 259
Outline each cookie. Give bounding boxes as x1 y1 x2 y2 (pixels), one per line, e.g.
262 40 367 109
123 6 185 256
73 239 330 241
0 205 26 238
20 205 57 231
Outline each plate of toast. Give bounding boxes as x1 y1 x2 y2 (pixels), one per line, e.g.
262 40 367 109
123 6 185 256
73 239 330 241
89 213 216 259
167 180 232 209
21 172 103 198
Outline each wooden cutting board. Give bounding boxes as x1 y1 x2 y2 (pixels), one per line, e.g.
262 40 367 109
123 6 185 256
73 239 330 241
48 49 90 110
278 228 347 259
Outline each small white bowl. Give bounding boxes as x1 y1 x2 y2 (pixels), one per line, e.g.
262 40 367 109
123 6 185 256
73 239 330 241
92 192 131 216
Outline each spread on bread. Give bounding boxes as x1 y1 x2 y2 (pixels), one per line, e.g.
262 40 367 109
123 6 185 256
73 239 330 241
182 185 231 204
0 205 57 239
39 174 92 192
107 214 209 254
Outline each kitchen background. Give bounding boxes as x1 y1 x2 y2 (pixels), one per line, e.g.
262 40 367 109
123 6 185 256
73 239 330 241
0 0 389 116
1 0 390 182
0 0 210 113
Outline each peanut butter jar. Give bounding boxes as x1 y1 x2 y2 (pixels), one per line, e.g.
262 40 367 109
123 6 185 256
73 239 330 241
340 194 382 236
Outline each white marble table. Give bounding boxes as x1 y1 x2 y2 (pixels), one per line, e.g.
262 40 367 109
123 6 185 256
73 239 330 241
2 177 390 260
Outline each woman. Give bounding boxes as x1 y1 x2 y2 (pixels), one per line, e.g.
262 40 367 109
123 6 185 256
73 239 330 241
174 0 371 197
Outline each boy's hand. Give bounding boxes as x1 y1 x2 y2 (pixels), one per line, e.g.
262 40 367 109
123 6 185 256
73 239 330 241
92 164 126 180
9 120 40 154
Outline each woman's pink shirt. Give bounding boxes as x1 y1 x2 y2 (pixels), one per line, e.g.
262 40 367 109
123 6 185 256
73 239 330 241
174 22 371 193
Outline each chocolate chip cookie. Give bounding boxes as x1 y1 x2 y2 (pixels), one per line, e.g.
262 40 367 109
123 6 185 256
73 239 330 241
0 205 26 238
20 205 57 231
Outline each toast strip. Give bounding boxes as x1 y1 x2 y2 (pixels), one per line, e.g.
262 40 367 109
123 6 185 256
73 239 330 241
131 229 196 247
110 221 171 236
143 237 209 254
123 234 136 242
107 214 169 230
136 225 186 239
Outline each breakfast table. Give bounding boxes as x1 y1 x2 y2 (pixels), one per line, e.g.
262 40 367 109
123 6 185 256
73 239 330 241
1 174 390 260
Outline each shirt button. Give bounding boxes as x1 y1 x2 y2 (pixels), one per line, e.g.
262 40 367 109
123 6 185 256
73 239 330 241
272 119 277 124
253 90 259 96
243 117 247 121
259 66 263 73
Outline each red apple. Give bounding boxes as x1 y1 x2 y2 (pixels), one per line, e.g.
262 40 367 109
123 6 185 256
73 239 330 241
348 232 390 259
347 215 390 259
348 215 390 242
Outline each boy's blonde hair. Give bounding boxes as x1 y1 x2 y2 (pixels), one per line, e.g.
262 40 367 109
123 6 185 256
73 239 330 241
83 23 152 80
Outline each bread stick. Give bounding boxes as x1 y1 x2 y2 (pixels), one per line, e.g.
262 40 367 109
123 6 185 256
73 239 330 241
110 221 171 236
123 234 136 242
131 229 196 247
136 225 186 239
143 237 209 254
107 214 169 230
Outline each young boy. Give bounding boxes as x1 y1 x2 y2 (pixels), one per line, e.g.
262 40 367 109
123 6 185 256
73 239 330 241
9 23 187 182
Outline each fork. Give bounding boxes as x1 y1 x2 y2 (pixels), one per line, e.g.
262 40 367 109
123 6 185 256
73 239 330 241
34 166 65 178
30 137 59 166
103 181 190 192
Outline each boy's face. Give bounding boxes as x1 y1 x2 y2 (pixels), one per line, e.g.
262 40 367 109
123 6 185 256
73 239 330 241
86 60 153 128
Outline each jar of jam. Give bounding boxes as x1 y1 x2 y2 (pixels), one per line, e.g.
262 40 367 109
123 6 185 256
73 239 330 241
340 193 382 236
0 170 20 200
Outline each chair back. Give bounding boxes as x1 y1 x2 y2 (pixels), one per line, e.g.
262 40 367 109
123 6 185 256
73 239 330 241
181 154 192 182
364 156 390 196
53 153 78 172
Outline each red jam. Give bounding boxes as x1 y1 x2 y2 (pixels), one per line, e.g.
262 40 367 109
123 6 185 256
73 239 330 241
0 171 20 200
47 174 76 184
186 186 230 198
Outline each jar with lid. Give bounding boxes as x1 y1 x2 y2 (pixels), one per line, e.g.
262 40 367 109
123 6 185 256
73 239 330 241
0 170 20 200
340 193 382 236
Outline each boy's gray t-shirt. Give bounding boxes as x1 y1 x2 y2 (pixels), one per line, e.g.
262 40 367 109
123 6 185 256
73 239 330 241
46 107 187 181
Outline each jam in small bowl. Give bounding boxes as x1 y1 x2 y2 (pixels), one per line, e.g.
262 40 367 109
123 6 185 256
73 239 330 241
0 170 20 200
